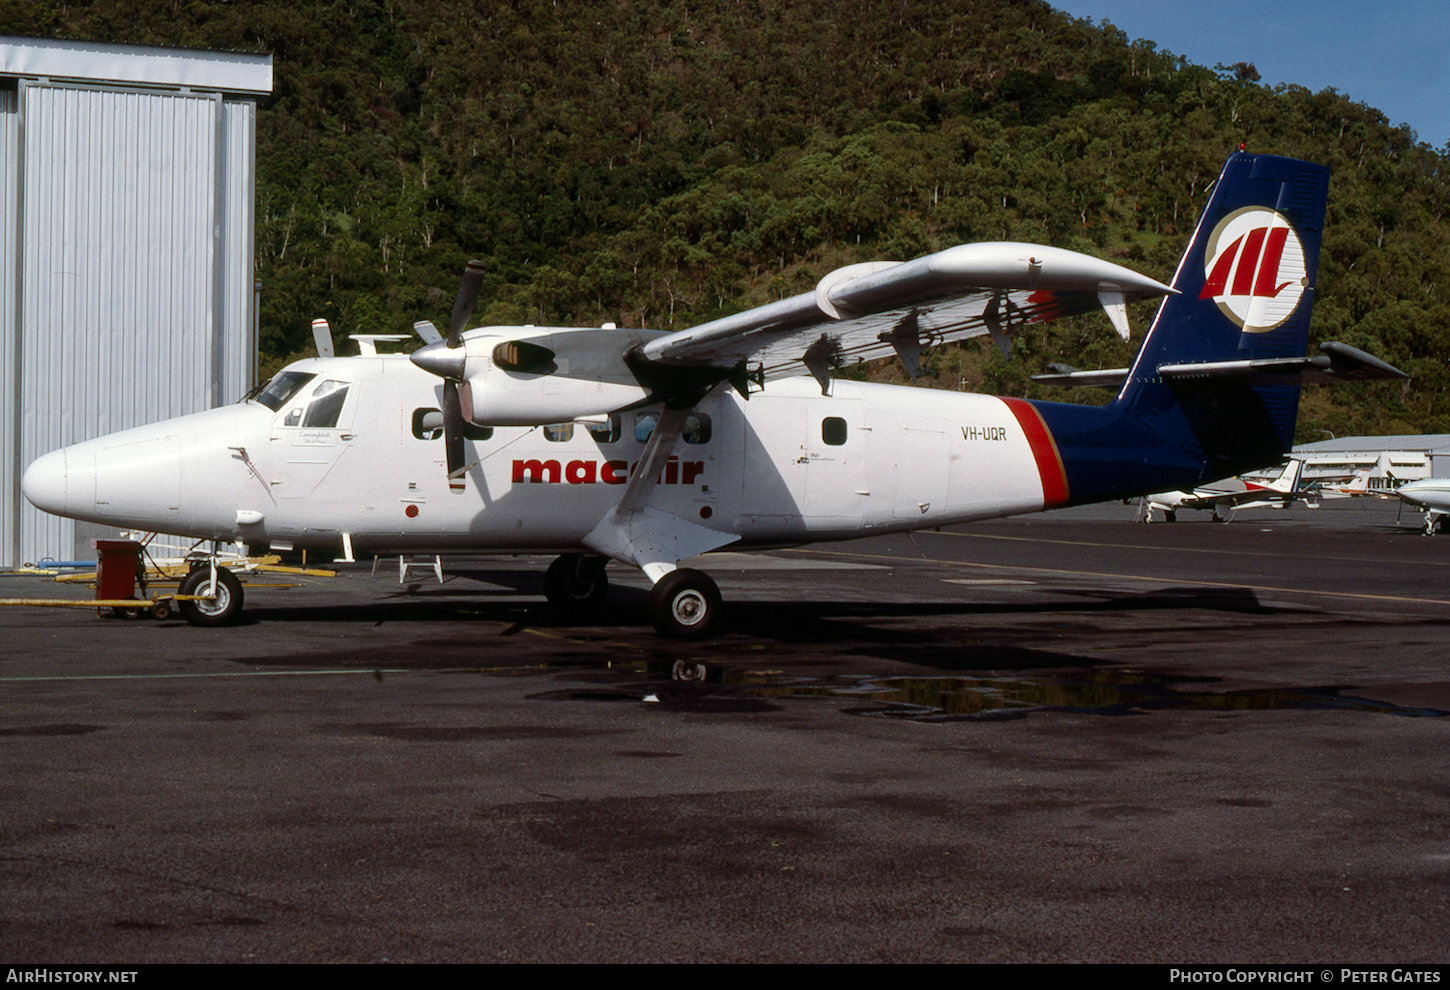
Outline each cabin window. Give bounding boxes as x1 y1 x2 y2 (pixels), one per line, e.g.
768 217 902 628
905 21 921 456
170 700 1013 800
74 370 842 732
412 408 443 440
254 371 316 412
822 416 848 446
543 423 574 442
683 413 711 444
411 409 494 442
634 410 710 444
586 415 621 444
302 380 350 428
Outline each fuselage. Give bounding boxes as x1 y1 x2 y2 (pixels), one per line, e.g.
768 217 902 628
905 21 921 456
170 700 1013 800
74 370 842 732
23 354 1118 557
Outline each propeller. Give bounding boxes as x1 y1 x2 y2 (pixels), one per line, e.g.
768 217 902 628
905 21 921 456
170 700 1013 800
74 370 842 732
442 372 467 491
449 260 487 347
411 260 486 491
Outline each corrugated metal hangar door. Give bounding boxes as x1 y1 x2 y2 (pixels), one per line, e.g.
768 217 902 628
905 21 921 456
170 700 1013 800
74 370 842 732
2 43 268 566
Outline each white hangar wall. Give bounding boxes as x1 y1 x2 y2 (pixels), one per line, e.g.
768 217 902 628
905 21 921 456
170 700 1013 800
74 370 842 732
1 37 272 566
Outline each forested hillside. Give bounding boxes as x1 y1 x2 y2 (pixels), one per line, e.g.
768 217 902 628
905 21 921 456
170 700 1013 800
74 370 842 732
6 0 1448 437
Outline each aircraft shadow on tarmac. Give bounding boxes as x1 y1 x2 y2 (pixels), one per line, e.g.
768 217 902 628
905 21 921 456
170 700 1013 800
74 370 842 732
240 575 1287 635
209 575 1450 722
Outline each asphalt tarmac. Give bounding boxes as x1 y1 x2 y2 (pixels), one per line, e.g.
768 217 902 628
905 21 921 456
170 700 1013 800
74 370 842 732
3 499 1448 963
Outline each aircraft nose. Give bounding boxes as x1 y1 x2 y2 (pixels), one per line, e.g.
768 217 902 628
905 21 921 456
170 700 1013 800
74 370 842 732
21 448 69 515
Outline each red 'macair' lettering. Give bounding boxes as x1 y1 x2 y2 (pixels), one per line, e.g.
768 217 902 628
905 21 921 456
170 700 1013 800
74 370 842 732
512 458 705 486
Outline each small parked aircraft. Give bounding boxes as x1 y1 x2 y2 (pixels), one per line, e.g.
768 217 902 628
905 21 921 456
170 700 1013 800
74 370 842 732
1139 458 1310 523
1394 478 1450 534
1306 453 1447 533
22 151 1405 634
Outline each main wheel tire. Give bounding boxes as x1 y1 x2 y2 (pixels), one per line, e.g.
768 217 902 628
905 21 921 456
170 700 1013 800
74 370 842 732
543 555 609 612
649 568 721 639
178 567 244 627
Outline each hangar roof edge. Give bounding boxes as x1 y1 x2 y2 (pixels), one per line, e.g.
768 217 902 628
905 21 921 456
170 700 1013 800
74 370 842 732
1294 435 1450 455
0 35 272 96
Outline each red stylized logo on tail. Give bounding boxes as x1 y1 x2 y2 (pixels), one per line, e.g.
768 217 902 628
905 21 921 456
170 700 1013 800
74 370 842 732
1198 208 1307 333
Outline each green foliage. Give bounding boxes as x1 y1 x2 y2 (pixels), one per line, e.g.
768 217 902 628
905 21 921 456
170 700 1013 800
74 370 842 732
15 0 1450 434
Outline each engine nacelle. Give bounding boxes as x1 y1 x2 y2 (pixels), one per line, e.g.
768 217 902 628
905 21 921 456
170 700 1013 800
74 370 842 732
455 327 661 427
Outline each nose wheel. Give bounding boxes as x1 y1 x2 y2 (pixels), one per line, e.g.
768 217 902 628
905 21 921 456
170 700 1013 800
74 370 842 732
649 568 721 639
177 566 244 627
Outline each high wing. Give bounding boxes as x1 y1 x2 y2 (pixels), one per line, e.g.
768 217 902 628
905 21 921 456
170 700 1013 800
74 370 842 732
409 242 1175 429
637 242 1174 392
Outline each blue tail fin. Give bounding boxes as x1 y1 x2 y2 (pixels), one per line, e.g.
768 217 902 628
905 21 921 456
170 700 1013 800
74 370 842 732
1030 151 1332 504
1118 150 1329 474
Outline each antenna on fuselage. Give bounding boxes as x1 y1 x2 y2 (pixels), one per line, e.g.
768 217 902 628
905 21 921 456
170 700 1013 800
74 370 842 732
311 319 335 359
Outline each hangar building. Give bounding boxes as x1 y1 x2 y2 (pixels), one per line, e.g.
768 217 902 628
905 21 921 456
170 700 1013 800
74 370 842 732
1292 435 1450 490
1 36 272 566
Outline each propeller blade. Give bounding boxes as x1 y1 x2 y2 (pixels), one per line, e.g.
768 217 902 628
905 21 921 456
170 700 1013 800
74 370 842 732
413 320 442 345
448 260 487 347
443 379 467 492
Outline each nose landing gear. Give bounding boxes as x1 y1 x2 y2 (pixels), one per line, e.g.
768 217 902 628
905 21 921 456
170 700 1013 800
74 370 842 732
177 563 244 626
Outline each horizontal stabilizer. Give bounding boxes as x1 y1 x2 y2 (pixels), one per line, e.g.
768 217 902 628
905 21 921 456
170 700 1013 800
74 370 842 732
1157 342 1407 385
1036 342 1404 390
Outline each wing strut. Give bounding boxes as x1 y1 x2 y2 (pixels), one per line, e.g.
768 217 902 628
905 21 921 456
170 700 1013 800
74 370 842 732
583 404 738 582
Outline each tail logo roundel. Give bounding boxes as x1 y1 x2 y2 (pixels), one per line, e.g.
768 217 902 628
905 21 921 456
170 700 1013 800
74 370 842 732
1197 207 1308 333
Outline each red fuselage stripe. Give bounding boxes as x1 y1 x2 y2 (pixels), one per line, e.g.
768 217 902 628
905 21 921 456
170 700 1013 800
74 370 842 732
1001 398 1070 507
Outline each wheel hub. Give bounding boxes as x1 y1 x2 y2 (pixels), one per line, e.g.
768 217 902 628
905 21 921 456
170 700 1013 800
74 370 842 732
671 590 706 625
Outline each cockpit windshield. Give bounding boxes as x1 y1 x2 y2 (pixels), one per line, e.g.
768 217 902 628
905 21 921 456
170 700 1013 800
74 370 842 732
250 371 317 412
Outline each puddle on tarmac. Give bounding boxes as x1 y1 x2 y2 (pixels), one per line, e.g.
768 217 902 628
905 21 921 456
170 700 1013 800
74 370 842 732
527 660 1448 722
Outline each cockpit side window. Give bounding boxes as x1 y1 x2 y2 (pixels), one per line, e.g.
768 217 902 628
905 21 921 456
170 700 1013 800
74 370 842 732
302 380 350 428
253 371 316 412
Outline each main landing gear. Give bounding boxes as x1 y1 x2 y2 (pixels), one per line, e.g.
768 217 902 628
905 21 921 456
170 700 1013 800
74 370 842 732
542 554 609 610
542 555 722 638
648 568 721 639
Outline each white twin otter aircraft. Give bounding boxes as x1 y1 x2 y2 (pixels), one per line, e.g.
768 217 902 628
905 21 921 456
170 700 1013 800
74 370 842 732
22 151 1404 635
